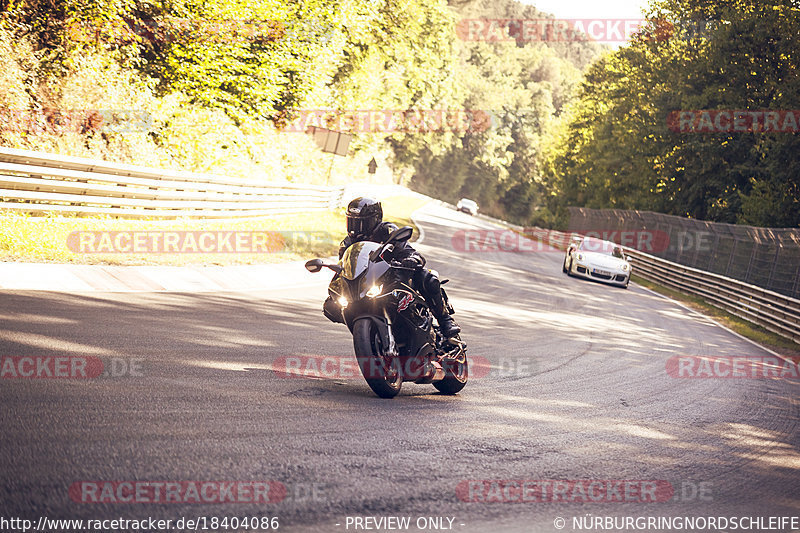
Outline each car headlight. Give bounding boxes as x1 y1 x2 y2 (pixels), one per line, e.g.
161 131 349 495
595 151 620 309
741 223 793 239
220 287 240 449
366 284 383 298
337 296 349 308
622 264 630 272
577 253 584 261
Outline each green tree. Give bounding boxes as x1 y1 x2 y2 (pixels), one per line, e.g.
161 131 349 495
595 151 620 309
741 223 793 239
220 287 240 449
548 0 800 227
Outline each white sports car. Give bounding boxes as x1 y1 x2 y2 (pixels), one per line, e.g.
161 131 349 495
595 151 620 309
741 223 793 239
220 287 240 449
563 237 631 288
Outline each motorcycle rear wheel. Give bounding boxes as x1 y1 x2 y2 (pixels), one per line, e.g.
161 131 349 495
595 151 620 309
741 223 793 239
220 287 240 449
353 318 403 398
433 340 468 395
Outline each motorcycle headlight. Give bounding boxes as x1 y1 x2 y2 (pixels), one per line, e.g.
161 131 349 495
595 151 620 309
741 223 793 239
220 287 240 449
366 284 383 298
337 296 349 308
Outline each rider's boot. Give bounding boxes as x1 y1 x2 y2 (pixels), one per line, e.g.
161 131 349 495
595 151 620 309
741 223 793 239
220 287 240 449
428 289 461 338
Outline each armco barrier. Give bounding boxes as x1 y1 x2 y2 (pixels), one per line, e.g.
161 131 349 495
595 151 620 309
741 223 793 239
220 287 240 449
0 147 343 218
626 248 800 344
535 226 800 345
567 207 800 300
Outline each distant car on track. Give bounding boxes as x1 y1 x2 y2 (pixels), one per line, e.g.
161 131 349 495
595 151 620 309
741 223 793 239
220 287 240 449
456 198 478 216
563 236 631 288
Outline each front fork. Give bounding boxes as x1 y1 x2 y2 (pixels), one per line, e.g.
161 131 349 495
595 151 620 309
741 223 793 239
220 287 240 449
357 309 397 358
384 307 398 357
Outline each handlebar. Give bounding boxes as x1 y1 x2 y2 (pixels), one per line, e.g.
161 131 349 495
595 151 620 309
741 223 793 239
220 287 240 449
390 260 418 271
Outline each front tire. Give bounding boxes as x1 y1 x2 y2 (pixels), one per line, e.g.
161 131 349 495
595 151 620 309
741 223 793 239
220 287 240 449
353 318 402 398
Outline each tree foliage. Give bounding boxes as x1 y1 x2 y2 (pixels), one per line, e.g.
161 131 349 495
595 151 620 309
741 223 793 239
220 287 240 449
399 0 599 222
547 0 800 227
10 0 796 229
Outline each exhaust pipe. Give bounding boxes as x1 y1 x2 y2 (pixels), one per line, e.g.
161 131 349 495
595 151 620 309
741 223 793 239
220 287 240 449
415 361 445 384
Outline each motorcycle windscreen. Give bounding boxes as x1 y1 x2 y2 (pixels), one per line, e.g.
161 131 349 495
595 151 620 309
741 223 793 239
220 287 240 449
340 241 382 280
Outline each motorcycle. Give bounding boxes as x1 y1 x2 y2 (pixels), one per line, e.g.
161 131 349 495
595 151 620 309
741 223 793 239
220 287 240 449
305 225 468 398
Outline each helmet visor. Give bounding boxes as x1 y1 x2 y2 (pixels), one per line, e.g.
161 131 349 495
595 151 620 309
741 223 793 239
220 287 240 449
347 216 375 238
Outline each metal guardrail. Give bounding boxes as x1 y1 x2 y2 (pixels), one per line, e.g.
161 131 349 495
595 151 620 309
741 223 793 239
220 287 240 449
567 206 800 300
0 147 343 218
533 227 800 345
625 248 800 344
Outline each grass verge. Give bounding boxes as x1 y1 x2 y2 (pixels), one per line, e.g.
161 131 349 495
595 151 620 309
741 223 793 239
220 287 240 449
632 274 800 356
0 194 430 266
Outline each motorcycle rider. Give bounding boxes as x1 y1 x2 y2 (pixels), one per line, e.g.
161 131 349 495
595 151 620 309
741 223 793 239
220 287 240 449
323 197 461 338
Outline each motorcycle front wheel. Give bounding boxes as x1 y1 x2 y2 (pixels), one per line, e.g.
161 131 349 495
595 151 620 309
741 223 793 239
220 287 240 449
353 318 403 398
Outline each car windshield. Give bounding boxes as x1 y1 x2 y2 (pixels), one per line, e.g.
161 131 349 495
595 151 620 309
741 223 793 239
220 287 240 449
580 238 624 258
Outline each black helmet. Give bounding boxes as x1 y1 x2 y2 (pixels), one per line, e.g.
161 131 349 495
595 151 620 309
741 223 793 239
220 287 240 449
346 197 382 240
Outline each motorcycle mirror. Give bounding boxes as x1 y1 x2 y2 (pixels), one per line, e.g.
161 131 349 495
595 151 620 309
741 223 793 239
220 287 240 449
387 225 413 244
305 259 324 273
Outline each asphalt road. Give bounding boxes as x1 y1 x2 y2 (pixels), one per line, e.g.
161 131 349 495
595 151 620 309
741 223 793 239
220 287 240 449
1 203 799 533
